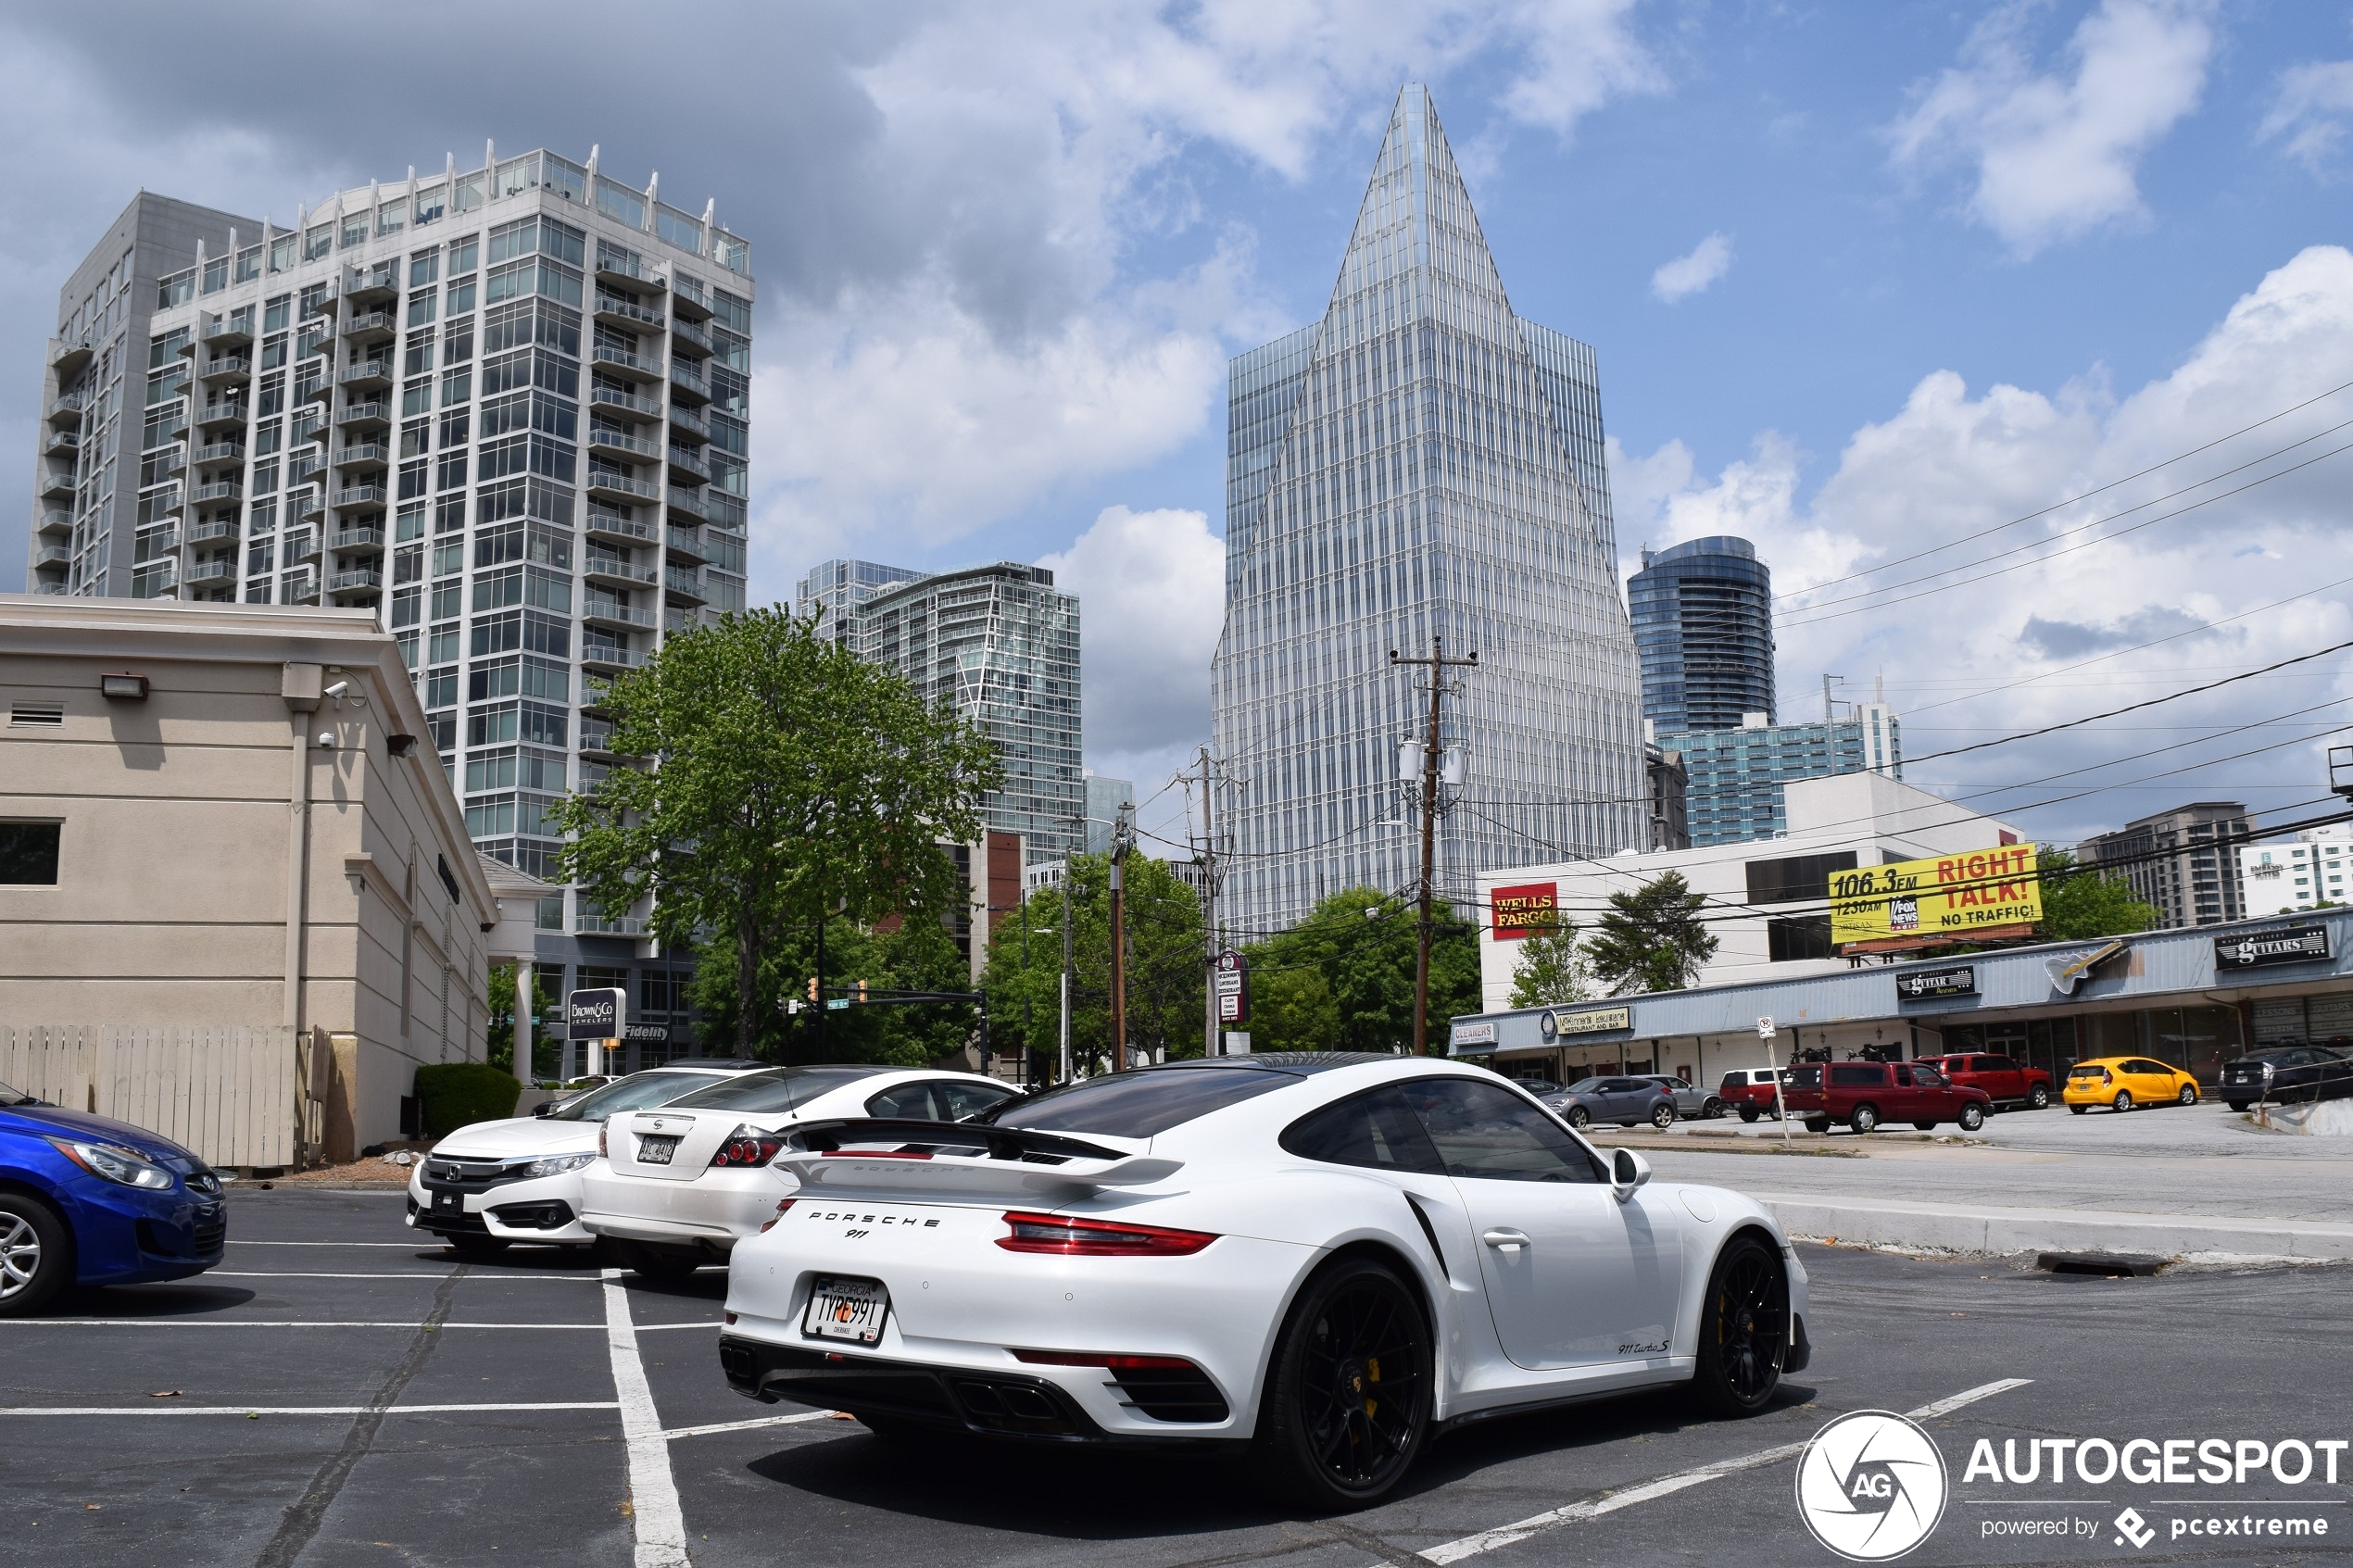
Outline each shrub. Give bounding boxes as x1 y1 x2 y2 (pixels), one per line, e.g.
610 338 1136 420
415 1062 522 1138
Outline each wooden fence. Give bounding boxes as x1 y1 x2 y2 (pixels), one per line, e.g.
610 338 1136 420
0 1025 303 1169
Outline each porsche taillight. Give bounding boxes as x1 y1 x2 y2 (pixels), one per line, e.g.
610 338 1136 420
996 1210 1216 1256
757 1198 797 1234
1012 1348 1199 1370
708 1125 786 1168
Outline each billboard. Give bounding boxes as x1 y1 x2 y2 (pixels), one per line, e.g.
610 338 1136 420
1490 882 1560 940
1829 846 2043 947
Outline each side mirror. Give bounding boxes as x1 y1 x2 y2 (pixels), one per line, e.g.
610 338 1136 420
532 1100 556 1118
1611 1148 1652 1201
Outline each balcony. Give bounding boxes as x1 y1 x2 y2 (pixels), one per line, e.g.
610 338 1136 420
37 470 76 501
186 558 237 586
335 442 390 470
585 552 658 589
146 450 186 481
45 393 82 426
595 250 663 289
35 508 71 540
342 308 398 345
589 384 662 420
664 567 706 605
666 403 707 442
670 318 711 358
578 721 616 758
191 441 245 470
333 483 387 511
586 470 661 505
51 336 94 376
595 292 666 330
326 568 384 596
664 445 710 484
346 260 399 305
195 400 247 433
336 400 390 433
43 428 80 458
190 480 244 507
587 425 661 460
671 281 711 321
583 597 658 632
665 487 708 524
304 286 339 317
591 344 661 383
668 360 710 406
33 581 68 596
296 328 332 359
293 411 328 444
338 359 393 392
189 517 240 545
138 526 182 555
576 911 648 937
585 509 656 547
202 315 255 351
330 524 386 556
198 355 253 385
283 570 321 605
32 541 70 571
581 643 647 673
299 377 333 404
664 525 706 563
292 496 325 528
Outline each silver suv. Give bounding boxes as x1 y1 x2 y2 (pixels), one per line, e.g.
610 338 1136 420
1638 1073 1725 1120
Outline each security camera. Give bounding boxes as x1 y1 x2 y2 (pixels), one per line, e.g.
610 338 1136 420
324 680 367 708
315 732 338 749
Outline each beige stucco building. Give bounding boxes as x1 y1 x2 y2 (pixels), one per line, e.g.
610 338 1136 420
1 595 502 1163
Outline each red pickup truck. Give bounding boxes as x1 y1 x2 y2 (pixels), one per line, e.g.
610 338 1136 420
1914 1053 2055 1111
1783 1060 1991 1135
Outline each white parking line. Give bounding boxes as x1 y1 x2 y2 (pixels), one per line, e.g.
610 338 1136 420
0 1401 622 1417
635 1321 723 1332
660 1410 844 1440
207 1272 598 1281
1416 1378 2033 1564
0 1320 611 1329
229 1240 434 1248
603 1267 690 1568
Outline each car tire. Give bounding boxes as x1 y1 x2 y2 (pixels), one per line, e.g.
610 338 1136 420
2227 1100 2250 1112
2028 1084 2051 1110
1650 1102 1676 1131
1738 1107 1760 1123
0 1193 71 1319
2070 1105 2088 1115
1804 1118 1831 1135
1690 1233 1788 1417
2178 1085 2198 1107
1252 1257 1433 1512
2112 1090 2133 1113
1957 1103 1986 1132
1849 1104 1880 1135
1704 1098 1726 1120
1565 1106 1590 1129
447 1234 510 1261
1912 1121 1936 1131
624 1242 703 1282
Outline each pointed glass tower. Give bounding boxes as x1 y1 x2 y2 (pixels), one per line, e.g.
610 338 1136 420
1211 84 1645 937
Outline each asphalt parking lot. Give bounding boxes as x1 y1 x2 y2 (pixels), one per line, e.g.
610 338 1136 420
6 1188 2351 1568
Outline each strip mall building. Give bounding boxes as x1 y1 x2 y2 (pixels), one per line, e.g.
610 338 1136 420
1447 908 2353 1092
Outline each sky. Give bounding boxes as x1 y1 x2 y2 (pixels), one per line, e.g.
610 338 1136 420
5 1 2353 864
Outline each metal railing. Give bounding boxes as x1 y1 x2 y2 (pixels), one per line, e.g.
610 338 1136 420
35 508 72 537
589 385 661 419
587 471 661 502
591 345 656 377
596 292 665 327
326 568 383 593
330 525 385 552
585 553 659 585
336 442 390 465
192 442 245 467
189 519 239 544
338 360 392 385
585 509 656 544
581 644 647 670
587 427 661 458
333 484 386 508
186 558 236 584
190 481 244 506
336 401 389 426
583 599 659 629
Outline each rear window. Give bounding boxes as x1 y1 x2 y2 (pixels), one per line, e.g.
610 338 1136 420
2069 1062 2107 1076
986 1066 1294 1138
1787 1064 1822 1088
1829 1064 1881 1086
665 1066 886 1114
1720 1073 1749 1090
544 1071 724 1122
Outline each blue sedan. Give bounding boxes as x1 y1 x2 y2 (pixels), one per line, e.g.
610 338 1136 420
0 1078 225 1315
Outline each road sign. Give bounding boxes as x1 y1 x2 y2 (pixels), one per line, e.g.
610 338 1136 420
566 987 626 1042
1756 1016 1776 1041
1214 948 1248 1024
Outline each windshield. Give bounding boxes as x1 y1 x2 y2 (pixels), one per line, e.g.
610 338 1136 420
664 1066 887 1114
544 1071 730 1122
1562 1078 1606 1095
0 1080 33 1108
982 1065 1294 1138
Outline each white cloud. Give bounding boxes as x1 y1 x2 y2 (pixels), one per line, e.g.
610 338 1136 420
1037 504 1226 769
2260 56 2353 174
1650 232 1733 302
1612 245 2353 842
1888 0 2217 256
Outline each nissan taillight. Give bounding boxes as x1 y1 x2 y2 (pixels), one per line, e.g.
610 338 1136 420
709 1125 786 1169
997 1210 1216 1256
598 1123 609 1157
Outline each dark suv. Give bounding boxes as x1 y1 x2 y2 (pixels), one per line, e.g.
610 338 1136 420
2219 1046 2353 1110
1541 1076 1678 1131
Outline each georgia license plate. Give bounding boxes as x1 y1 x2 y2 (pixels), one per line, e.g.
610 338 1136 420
803 1275 888 1345
635 1135 679 1165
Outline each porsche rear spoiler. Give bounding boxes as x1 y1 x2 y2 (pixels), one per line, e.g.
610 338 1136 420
772 1118 1180 1197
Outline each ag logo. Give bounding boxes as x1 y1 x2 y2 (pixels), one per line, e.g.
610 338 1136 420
1794 1410 1948 1562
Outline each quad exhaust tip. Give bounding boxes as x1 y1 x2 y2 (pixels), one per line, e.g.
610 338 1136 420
2035 1250 2168 1277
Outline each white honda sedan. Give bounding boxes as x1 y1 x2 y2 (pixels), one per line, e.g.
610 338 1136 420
579 1065 1017 1278
717 1054 1811 1511
406 1060 765 1257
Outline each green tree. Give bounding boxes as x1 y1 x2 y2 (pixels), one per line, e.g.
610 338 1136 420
485 963 560 1079
1583 872 1718 995
552 608 1000 1057
1244 888 1479 1055
1507 925 1589 1008
2034 847 2159 941
980 854 1206 1075
1249 966 1341 1052
691 911 980 1066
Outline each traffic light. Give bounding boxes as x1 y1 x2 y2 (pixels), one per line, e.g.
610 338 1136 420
807 975 819 1003
856 980 868 1005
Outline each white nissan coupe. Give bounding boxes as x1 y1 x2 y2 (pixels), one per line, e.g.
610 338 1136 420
717 1052 1811 1511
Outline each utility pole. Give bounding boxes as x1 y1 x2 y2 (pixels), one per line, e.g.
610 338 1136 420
1199 746 1218 1060
1390 635 1478 1056
1109 803 1132 1072
1823 673 1843 722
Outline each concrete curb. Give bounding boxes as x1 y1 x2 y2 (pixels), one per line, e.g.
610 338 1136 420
1754 1193 2353 1262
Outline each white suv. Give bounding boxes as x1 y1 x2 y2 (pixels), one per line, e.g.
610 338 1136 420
406 1060 765 1257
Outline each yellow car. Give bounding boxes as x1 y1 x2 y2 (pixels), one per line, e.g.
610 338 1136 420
2063 1056 2201 1114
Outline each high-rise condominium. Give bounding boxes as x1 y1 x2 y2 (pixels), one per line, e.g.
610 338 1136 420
29 151 753 1062
794 557 925 647
1210 85 1645 935
1627 534 1776 734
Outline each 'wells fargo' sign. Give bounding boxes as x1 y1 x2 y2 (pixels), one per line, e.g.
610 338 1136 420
1829 846 2043 947
1490 882 1560 941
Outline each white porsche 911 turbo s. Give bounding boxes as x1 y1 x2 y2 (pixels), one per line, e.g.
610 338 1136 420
717 1053 1810 1511
578 1064 1017 1278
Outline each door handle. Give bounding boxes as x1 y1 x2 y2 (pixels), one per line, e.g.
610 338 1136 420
1481 1228 1530 1252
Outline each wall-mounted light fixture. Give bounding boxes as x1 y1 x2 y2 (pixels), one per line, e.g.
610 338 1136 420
100 673 148 700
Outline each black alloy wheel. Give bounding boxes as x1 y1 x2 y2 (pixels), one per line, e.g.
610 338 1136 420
1692 1234 1788 1416
2028 1084 2051 1110
1253 1259 1432 1511
1704 1098 1726 1119
1650 1101 1676 1131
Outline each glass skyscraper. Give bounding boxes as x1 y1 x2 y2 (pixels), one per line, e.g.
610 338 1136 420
1210 85 1645 936
1627 534 1776 733
794 557 925 647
